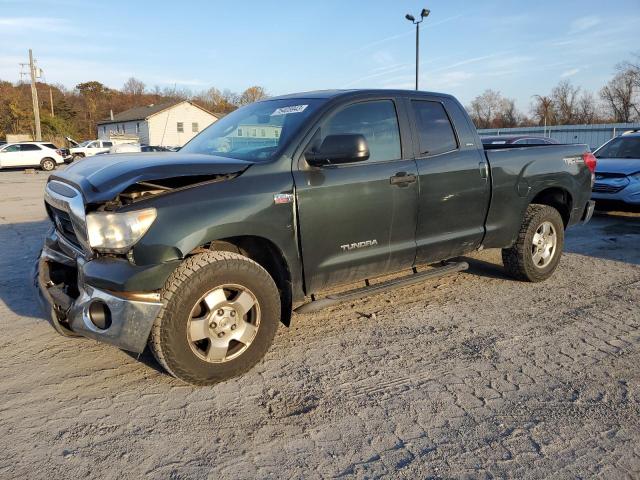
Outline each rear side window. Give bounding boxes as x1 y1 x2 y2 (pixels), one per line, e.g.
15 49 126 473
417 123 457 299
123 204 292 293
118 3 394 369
321 100 401 162
20 144 42 151
103 141 113 147
411 101 458 156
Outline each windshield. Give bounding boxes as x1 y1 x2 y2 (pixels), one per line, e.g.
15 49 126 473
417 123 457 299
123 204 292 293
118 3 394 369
77 140 92 147
181 99 322 161
595 136 640 159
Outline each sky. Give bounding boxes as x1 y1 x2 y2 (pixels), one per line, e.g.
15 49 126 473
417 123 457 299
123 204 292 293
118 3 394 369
1 0 639 111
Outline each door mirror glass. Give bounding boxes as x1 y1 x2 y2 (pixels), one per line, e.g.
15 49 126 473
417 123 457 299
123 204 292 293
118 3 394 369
306 134 370 166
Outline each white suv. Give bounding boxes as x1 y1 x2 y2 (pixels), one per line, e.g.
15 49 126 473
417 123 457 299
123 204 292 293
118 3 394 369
0 142 64 171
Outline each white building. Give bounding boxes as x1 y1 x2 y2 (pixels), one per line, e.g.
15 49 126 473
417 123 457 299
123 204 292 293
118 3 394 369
97 100 219 147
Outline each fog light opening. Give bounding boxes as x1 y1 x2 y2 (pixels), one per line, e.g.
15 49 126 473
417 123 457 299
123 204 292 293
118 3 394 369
88 301 112 330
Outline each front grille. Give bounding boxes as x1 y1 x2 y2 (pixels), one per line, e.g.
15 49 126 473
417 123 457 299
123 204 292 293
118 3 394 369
47 205 82 248
593 183 626 193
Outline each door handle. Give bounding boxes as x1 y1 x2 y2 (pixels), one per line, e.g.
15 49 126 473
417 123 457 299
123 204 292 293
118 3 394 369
390 172 417 186
478 161 488 179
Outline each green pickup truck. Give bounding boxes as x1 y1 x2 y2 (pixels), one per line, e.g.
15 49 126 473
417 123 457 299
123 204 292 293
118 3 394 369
37 89 596 384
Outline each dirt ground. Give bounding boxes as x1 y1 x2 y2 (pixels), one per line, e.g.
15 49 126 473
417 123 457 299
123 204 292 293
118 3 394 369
0 168 638 479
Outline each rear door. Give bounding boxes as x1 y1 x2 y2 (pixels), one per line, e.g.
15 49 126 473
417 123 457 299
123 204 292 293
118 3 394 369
294 97 418 292
408 97 490 263
19 144 44 166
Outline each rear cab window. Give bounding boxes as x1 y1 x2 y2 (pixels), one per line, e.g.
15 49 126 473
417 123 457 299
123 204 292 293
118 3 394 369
411 101 458 156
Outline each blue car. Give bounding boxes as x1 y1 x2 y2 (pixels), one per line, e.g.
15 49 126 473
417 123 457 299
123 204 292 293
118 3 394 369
591 132 640 206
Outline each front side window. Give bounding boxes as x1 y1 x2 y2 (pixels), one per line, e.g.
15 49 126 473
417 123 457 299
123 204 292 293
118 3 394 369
43 143 57 149
412 101 458 156
3 145 21 153
595 136 640 159
177 122 184 133
319 100 401 162
181 98 321 162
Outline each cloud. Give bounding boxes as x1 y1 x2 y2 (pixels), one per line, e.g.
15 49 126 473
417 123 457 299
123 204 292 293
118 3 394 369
347 12 471 56
570 15 600 33
560 68 580 78
0 17 71 33
431 52 509 73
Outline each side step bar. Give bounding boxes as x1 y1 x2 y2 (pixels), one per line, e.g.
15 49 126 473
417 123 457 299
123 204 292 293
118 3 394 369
294 261 469 314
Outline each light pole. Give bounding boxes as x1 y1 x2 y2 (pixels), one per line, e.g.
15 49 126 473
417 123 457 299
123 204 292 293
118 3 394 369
405 8 430 91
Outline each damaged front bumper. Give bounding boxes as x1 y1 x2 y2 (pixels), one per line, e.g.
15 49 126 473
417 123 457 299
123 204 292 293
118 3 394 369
36 231 163 353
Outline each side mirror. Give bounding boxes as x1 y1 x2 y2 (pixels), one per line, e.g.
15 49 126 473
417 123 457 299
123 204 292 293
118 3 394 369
305 134 370 166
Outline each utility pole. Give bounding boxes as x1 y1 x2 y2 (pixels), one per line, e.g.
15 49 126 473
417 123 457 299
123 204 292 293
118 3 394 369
28 49 42 141
49 87 55 117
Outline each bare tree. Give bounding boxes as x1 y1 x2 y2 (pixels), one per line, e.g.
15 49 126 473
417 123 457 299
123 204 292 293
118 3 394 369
497 98 520 127
600 69 638 122
530 95 556 126
551 81 580 124
122 77 146 96
239 86 268 106
575 91 599 124
468 89 502 128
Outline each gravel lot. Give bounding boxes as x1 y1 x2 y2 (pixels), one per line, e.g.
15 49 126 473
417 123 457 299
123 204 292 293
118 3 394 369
0 168 638 479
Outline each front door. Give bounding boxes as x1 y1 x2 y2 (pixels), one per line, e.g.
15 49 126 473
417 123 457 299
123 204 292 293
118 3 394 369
0 144 24 167
409 98 491 263
294 99 418 293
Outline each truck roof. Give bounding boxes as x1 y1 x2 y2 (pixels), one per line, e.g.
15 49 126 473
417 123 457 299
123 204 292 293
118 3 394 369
269 89 455 101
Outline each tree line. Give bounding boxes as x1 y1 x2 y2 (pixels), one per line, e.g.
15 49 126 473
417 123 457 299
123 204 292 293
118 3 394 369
467 56 640 129
1 55 638 142
0 77 268 142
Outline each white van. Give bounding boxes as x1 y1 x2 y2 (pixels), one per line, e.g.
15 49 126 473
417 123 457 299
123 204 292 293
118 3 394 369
0 142 65 171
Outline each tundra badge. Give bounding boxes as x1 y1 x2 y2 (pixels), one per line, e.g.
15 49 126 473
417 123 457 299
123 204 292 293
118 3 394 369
340 240 378 252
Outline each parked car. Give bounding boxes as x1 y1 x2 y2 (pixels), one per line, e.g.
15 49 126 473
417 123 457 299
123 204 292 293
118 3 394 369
591 131 640 205
0 142 64 171
37 89 595 385
141 145 171 152
481 135 559 146
69 140 114 159
95 144 172 155
35 142 72 163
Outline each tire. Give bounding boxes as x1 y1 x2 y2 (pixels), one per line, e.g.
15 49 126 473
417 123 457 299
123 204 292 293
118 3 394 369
149 251 281 385
72 153 84 161
502 204 565 282
40 158 56 171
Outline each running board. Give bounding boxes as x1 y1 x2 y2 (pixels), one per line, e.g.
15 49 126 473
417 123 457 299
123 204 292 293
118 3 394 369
294 261 469 314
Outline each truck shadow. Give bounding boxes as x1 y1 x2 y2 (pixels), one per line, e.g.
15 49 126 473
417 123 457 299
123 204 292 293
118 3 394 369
458 256 511 280
564 210 640 266
0 219 52 320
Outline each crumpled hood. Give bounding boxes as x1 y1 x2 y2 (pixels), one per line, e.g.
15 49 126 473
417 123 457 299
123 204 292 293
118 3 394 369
50 152 253 204
595 157 640 176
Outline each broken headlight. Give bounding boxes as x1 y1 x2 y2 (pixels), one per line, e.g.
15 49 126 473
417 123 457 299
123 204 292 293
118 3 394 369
86 208 157 253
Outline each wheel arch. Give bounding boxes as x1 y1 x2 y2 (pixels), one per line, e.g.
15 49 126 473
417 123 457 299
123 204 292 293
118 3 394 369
193 236 294 328
529 187 573 227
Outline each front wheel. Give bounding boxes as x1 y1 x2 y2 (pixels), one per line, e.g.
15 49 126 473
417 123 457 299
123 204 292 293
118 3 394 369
148 251 281 385
502 204 564 282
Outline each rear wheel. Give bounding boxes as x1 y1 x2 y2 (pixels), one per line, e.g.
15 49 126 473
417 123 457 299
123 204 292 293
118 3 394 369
40 158 56 171
149 251 280 385
502 204 564 282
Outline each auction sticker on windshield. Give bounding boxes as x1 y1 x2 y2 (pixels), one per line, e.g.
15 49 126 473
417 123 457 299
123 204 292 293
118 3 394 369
271 105 308 115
